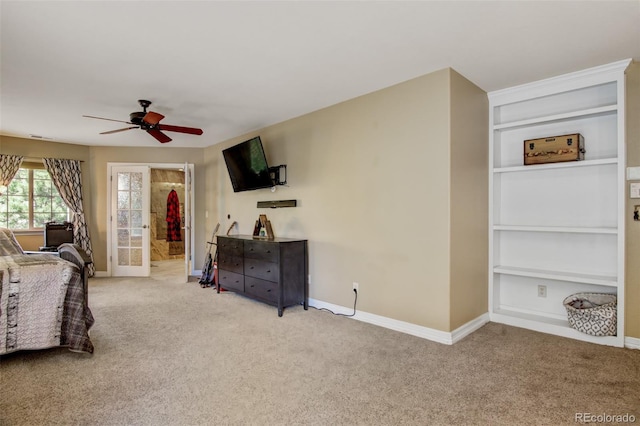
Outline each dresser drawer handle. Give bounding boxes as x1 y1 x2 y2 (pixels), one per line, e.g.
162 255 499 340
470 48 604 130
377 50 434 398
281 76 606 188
266 270 271 273
267 289 271 292
266 250 271 253
250 266 254 269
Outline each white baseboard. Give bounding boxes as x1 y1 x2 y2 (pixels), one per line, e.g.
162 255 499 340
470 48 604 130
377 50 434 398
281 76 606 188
625 336 640 350
308 298 489 345
451 313 491 343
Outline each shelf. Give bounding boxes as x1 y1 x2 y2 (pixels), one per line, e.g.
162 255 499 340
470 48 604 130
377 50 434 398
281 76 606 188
493 104 617 131
493 307 569 327
494 158 617 173
493 225 617 234
491 308 622 347
488 60 628 347
493 265 618 287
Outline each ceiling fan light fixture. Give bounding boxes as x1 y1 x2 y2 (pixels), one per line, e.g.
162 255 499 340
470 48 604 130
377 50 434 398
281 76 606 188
83 99 203 143
129 111 146 124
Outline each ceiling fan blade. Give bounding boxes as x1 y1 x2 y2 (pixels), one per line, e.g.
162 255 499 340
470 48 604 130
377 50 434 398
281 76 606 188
147 129 172 143
83 115 133 124
157 124 204 135
143 111 165 125
100 126 138 135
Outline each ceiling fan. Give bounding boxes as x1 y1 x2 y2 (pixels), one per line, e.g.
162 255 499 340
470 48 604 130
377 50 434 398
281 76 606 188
83 99 203 143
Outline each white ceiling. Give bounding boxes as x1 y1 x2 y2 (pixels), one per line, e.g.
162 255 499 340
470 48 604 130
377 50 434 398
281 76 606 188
1 1 639 149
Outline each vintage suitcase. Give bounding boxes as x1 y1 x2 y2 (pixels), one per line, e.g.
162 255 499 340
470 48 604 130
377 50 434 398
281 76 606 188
524 133 585 165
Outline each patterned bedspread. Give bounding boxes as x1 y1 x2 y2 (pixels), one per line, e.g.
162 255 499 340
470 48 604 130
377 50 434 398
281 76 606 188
0 253 94 355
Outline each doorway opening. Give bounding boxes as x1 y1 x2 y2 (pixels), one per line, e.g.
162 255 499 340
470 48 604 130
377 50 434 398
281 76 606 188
108 162 194 280
150 168 184 277
150 168 191 278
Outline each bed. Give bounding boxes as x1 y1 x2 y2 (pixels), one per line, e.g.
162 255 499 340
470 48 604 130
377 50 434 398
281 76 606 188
0 227 94 355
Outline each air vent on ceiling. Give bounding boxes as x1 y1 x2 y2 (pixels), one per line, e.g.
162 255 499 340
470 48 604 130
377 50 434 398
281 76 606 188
29 134 53 140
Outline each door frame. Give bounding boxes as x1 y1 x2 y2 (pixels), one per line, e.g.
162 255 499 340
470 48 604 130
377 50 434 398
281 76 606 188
106 162 196 278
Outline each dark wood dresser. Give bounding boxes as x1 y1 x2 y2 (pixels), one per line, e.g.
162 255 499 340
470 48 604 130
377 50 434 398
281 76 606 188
216 235 308 316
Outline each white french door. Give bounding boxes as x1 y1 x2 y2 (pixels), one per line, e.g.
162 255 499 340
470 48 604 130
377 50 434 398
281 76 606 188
110 165 151 277
183 162 192 282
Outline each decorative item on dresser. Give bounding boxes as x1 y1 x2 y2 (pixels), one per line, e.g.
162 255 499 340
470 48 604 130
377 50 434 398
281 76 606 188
216 235 308 317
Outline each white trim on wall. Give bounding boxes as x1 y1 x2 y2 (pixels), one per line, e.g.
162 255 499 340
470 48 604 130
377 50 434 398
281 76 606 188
625 337 640 350
309 298 640 349
308 298 489 345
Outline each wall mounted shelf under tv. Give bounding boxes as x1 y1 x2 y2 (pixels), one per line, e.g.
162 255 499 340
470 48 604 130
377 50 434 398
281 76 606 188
257 200 297 209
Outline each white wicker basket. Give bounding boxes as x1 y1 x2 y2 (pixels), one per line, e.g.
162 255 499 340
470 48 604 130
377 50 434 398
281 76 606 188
563 293 617 336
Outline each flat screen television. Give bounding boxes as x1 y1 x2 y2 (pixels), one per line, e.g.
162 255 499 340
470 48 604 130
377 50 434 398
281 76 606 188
222 136 274 192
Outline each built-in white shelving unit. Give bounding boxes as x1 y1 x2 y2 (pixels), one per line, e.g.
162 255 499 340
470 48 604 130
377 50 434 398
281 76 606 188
488 59 631 347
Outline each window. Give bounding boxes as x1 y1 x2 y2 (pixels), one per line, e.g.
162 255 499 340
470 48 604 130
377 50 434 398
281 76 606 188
0 164 69 230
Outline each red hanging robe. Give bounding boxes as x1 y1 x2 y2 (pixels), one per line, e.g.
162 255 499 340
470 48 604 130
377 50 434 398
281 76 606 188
166 189 182 242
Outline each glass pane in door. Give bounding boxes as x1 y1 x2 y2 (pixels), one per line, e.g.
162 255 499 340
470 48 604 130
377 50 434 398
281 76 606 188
117 171 144 267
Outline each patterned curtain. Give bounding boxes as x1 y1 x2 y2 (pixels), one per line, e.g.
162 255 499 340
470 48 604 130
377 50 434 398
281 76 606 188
42 158 95 276
0 154 24 195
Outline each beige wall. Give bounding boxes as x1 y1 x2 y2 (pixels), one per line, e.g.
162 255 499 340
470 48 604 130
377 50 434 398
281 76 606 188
2 62 637 338
0 137 207 270
449 69 489 329
626 62 640 339
206 68 486 332
0 137 91 251
87 146 207 272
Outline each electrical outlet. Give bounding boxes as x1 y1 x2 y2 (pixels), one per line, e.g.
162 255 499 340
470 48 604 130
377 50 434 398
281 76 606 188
537 285 547 298
352 282 359 292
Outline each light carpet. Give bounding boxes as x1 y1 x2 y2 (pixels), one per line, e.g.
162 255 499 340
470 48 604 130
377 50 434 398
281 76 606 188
1 260 639 425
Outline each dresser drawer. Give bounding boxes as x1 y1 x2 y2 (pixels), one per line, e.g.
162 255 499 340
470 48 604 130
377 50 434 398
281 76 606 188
245 276 278 304
217 254 243 275
218 269 244 292
217 237 244 256
215 236 307 316
244 258 279 282
244 240 279 263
